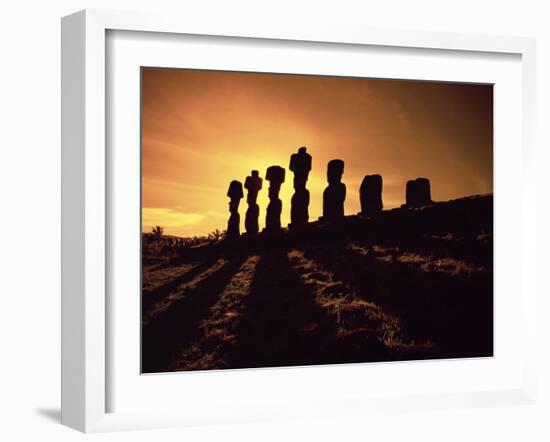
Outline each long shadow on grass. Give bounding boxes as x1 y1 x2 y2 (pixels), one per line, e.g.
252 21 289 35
227 249 339 369
142 259 221 318
303 243 493 359
141 254 247 373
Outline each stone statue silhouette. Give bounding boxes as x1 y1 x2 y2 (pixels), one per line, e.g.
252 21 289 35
322 159 346 221
405 177 433 207
264 165 285 232
226 180 243 239
360 174 383 216
288 146 312 229
244 170 263 235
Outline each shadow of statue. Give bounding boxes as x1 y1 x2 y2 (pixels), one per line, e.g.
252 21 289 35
228 249 337 369
142 254 247 373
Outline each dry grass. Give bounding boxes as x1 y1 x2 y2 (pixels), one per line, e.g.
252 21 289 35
172 256 260 371
146 258 228 321
142 263 197 294
349 243 485 276
287 249 404 347
200 256 260 343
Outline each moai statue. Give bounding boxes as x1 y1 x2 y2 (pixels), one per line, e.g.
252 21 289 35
244 170 263 235
322 159 346 221
360 174 383 216
405 177 433 207
226 180 244 239
264 165 286 232
289 146 312 230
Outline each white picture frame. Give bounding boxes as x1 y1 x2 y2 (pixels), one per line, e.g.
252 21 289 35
61 9 537 433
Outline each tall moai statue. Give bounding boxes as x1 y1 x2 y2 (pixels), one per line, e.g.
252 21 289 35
360 174 383 216
226 180 244 239
405 177 433 207
289 146 312 229
264 165 286 232
322 159 346 221
244 170 263 235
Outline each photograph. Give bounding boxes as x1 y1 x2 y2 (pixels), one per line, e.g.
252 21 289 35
140 68 494 374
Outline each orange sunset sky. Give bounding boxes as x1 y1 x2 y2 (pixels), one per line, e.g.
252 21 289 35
141 68 493 238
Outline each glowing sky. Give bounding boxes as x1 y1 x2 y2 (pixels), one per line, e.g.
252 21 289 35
141 68 493 238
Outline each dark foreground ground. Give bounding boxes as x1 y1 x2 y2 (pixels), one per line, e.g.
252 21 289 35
141 194 493 373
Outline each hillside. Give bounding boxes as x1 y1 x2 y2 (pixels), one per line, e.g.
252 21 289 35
142 194 493 373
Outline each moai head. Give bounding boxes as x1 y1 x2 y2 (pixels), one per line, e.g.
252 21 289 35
360 174 383 214
227 180 243 213
289 146 312 175
405 180 416 206
370 175 383 193
327 159 344 184
266 165 285 183
265 166 285 197
245 170 263 205
416 177 431 203
405 177 432 206
227 180 244 200
245 170 263 192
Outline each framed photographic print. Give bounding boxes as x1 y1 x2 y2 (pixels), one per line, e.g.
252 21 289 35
139 68 495 373
61 9 537 432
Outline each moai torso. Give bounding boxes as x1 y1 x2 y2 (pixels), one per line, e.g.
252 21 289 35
226 180 243 239
289 146 312 190
244 170 263 235
323 159 346 221
245 170 263 205
289 146 312 229
265 165 285 232
360 174 383 216
405 177 432 207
